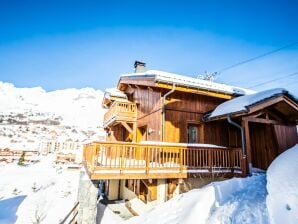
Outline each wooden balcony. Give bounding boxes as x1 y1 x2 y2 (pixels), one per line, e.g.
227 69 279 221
83 142 245 180
103 101 137 128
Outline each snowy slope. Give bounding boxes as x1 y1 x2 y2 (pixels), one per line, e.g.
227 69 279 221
267 144 298 224
0 81 105 129
0 81 106 150
124 144 298 224
0 156 80 224
125 173 268 224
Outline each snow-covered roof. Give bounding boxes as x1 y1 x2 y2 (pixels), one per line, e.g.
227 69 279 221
206 88 297 120
121 70 255 96
104 88 127 99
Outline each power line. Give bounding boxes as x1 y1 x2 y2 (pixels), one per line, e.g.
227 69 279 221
248 71 298 88
213 41 298 76
283 79 298 88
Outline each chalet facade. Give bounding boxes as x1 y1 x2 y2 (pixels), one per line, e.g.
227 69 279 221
83 62 298 214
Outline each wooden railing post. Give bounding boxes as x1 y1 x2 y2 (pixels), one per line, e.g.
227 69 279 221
120 144 125 174
145 146 149 175
241 156 248 177
209 149 214 173
179 148 184 174
92 144 98 172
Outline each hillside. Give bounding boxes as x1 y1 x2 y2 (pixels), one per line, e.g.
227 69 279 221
0 81 106 151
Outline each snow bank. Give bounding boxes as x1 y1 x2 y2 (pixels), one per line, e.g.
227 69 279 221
266 144 298 224
125 174 268 224
0 156 80 224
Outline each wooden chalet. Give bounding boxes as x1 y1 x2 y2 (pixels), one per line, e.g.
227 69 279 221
83 61 298 208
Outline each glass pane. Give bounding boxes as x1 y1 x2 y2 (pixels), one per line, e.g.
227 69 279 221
188 125 198 143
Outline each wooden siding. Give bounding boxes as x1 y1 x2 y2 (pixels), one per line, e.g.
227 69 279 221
248 123 297 170
203 121 230 147
109 86 232 144
164 91 227 143
165 110 202 143
273 125 298 154
165 91 225 113
129 86 162 142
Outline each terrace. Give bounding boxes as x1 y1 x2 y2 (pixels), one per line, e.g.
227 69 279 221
83 141 246 180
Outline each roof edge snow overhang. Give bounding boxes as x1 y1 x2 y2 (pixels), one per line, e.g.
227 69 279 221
203 93 298 122
117 74 246 100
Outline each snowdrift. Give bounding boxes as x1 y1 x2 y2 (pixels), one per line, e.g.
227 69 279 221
125 174 268 224
266 144 298 224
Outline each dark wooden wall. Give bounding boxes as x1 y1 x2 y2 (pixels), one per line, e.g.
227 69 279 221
249 123 297 170
274 124 298 154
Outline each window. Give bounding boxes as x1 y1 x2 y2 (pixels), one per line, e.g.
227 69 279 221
188 125 198 143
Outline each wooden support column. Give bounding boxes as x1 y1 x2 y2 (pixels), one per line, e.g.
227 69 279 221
132 122 137 142
242 118 252 176
120 121 133 134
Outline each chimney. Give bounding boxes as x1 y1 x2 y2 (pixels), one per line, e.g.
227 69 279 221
134 61 146 73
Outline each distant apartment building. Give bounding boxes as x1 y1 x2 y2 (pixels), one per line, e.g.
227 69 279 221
39 140 83 154
39 140 83 164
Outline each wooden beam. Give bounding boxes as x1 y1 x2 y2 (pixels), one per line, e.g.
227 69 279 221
283 96 298 111
264 108 286 123
90 172 188 180
242 119 251 176
132 122 137 142
155 83 233 99
248 96 298 114
118 78 156 91
121 121 133 134
243 116 281 125
250 111 265 118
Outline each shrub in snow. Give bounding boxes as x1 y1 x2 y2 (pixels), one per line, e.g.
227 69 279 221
266 144 298 224
17 152 25 166
12 188 20 195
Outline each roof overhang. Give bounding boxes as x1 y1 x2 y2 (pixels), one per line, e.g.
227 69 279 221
204 95 298 124
118 76 235 100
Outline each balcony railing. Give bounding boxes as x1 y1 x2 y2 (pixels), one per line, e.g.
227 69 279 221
83 142 245 180
103 101 137 127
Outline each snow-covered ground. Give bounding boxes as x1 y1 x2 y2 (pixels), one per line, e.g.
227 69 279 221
123 144 298 224
0 156 80 224
267 144 298 224
124 173 268 224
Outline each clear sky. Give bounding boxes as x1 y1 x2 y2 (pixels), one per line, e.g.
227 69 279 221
0 0 297 95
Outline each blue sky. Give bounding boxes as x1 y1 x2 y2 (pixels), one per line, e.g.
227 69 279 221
0 0 297 95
